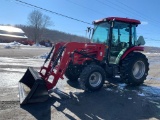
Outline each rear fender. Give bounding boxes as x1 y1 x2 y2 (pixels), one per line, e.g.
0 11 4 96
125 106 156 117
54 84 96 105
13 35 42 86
121 46 144 60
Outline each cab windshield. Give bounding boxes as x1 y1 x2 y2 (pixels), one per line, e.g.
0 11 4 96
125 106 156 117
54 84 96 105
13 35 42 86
91 22 110 44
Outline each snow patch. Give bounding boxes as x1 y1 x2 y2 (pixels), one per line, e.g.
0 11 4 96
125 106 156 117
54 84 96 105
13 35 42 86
137 92 145 96
34 53 49 59
144 52 160 55
0 68 26 72
0 72 24 87
117 83 126 90
128 97 132 100
140 86 160 96
1 41 29 49
106 83 160 100
105 88 113 91
32 43 46 47
4 41 21 49
0 42 49 49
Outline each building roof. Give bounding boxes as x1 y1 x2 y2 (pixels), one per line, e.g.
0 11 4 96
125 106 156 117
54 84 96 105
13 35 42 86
0 26 27 39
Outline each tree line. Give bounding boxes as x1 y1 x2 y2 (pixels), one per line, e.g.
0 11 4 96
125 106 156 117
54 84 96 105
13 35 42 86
17 10 90 44
16 24 89 44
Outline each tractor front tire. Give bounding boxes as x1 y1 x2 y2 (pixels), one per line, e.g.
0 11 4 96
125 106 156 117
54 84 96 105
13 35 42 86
79 65 106 91
120 52 149 85
65 68 79 82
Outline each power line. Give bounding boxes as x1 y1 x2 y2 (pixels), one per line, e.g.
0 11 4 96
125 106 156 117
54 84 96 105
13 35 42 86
66 0 106 16
105 0 160 26
114 0 160 24
14 0 92 25
95 0 135 18
96 0 160 35
104 0 136 17
66 0 160 37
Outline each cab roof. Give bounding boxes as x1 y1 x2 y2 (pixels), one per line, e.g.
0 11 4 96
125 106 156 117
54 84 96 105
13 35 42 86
93 17 141 25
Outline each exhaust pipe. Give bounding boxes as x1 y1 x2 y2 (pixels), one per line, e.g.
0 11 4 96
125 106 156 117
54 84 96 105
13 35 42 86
18 67 49 105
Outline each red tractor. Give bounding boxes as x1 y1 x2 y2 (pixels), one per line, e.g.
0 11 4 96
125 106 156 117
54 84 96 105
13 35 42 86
19 17 149 104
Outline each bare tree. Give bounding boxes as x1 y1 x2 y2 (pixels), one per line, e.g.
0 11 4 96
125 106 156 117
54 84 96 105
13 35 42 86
28 10 52 44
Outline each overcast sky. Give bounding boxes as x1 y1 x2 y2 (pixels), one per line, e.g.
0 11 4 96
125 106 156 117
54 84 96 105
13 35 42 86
1 0 160 47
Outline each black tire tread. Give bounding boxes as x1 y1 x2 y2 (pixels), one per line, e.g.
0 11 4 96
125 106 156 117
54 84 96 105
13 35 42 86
120 52 149 85
65 68 79 81
79 64 106 91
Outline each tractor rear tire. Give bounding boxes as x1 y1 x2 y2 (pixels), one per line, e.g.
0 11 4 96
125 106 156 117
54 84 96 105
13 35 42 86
78 65 106 91
120 52 149 85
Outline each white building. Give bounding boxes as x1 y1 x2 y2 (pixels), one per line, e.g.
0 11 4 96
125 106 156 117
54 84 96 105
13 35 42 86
0 25 28 42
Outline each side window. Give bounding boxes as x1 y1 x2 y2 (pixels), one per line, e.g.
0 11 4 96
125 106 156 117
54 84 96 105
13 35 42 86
119 27 129 43
112 22 130 49
92 23 110 44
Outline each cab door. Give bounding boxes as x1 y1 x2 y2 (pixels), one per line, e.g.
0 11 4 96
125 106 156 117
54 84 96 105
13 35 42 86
109 22 136 64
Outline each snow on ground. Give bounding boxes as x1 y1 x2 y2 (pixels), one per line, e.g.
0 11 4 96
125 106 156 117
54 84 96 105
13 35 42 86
0 72 24 87
1 56 159 100
0 57 44 67
0 41 28 48
0 57 68 90
34 52 49 59
105 75 160 100
144 52 160 55
140 86 160 97
0 42 50 59
1 44 160 119
0 41 47 49
32 43 46 47
144 52 160 57
0 43 160 101
0 58 43 87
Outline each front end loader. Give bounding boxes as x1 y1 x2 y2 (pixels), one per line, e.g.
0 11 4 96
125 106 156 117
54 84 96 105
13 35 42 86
19 42 106 104
18 17 149 104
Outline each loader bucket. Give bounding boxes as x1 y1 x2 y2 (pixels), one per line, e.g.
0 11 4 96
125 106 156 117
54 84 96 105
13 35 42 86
18 67 49 105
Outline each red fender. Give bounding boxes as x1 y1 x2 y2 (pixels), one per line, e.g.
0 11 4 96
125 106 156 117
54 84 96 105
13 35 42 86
121 46 144 60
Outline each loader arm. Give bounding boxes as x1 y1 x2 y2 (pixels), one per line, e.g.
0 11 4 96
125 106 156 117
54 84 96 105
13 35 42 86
40 42 105 90
39 42 65 79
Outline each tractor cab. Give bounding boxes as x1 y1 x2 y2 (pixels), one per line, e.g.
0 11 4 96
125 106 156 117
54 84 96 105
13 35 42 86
92 17 141 64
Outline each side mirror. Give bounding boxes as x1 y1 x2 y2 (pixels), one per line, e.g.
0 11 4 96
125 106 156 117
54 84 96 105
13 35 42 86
136 36 145 46
86 27 93 39
87 27 91 32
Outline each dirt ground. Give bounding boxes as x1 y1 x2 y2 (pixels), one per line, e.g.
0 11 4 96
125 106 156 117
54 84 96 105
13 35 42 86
0 45 160 120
